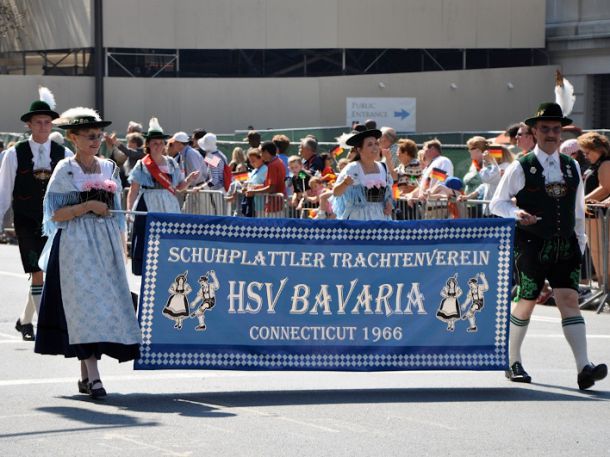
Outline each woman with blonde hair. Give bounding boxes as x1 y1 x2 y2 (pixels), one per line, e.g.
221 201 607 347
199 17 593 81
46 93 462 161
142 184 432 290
229 146 248 173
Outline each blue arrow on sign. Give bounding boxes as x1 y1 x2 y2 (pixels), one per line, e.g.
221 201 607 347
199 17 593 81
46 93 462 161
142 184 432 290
394 109 410 120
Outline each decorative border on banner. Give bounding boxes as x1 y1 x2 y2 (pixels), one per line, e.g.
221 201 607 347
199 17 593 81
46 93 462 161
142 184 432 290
136 215 512 370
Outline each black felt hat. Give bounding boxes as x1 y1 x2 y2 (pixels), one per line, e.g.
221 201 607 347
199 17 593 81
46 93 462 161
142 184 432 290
524 102 573 127
144 117 171 140
20 87 59 122
345 128 382 147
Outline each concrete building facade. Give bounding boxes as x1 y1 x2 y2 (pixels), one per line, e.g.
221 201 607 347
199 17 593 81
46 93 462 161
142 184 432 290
0 0 584 134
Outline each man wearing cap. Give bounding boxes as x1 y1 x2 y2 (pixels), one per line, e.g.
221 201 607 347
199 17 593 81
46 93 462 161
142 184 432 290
167 131 207 187
196 133 228 191
490 102 607 390
0 87 73 341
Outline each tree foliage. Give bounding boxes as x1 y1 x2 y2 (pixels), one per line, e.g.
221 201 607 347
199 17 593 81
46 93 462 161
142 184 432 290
0 1 24 38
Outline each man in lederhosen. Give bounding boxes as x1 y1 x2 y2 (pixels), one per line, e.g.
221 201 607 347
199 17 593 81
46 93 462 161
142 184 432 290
490 102 607 390
0 87 73 340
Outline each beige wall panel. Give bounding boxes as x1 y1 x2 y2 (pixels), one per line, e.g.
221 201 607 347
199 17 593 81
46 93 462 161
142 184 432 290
441 1 477 48
337 0 444 48
104 77 321 135
102 0 546 49
509 0 546 47
474 0 511 48
0 75 94 132
1 0 91 52
104 0 268 49
0 67 557 136
266 0 339 48
176 0 267 49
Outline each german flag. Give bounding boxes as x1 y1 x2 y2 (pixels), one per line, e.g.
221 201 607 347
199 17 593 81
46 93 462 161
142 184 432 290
331 145 344 158
233 171 249 182
392 183 400 199
430 167 448 182
488 147 503 160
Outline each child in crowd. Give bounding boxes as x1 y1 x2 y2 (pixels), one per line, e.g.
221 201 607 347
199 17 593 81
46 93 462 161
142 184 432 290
287 155 311 209
297 176 335 219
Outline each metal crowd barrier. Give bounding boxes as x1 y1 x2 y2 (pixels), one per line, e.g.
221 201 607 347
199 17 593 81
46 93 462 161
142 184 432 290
583 205 609 313
395 198 450 220
183 189 290 219
182 189 232 216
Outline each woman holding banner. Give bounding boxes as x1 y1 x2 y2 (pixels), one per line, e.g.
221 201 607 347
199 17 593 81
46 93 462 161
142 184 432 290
332 129 393 221
127 117 199 275
34 107 141 399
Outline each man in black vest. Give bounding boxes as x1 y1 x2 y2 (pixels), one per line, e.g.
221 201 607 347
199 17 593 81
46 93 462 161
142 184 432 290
0 87 73 340
490 102 607 390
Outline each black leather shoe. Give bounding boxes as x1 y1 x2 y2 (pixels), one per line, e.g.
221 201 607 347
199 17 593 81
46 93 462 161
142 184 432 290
87 379 107 399
78 378 89 394
15 319 35 341
577 363 608 390
505 361 532 383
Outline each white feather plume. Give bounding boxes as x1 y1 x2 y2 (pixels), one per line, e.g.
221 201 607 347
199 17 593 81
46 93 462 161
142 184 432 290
38 86 56 110
149 117 163 132
54 106 101 125
335 132 353 150
555 77 575 116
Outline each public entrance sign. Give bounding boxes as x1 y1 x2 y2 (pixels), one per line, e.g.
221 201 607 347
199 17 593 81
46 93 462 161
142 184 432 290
346 97 416 132
135 214 513 371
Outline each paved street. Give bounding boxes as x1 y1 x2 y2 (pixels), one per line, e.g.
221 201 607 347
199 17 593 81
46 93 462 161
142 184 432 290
0 243 609 456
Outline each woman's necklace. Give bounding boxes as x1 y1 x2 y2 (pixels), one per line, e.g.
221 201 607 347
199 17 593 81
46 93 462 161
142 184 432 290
75 156 99 174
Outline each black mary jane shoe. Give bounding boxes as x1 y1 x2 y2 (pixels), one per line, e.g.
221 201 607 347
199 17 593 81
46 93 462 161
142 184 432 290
78 378 89 394
577 363 608 390
15 319 35 341
87 379 107 399
505 361 532 383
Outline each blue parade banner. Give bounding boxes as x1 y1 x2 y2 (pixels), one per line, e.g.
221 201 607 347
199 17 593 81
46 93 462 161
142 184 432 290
135 213 514 371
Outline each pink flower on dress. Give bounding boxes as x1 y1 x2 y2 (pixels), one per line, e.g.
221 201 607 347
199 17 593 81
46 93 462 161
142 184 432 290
82 181 95 191
81 179 117 194
102 179 117 193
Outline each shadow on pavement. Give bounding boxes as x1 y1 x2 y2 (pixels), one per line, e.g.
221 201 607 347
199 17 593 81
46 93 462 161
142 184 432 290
78 386 609 415
0 405 158 440
69 393 237 419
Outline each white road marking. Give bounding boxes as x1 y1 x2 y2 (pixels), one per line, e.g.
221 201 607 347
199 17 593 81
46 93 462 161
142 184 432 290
0 371 257 388
389 414 458 431
0 413 46 420
104 432 192 457
0 331 21 339
528 334 610 339
0 270 26 279
176 398 340 433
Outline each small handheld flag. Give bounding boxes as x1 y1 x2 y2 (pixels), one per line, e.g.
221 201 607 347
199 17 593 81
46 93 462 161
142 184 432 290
233 171 249 182
430 167 448 182
488 148 503 160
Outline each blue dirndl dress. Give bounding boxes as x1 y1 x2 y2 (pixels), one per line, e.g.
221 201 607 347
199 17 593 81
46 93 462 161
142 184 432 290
34 158 141 362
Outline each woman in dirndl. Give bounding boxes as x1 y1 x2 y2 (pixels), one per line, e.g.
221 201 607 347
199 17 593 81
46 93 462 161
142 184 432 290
127 117 199 275
332 129 394 221
34 107 141 399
